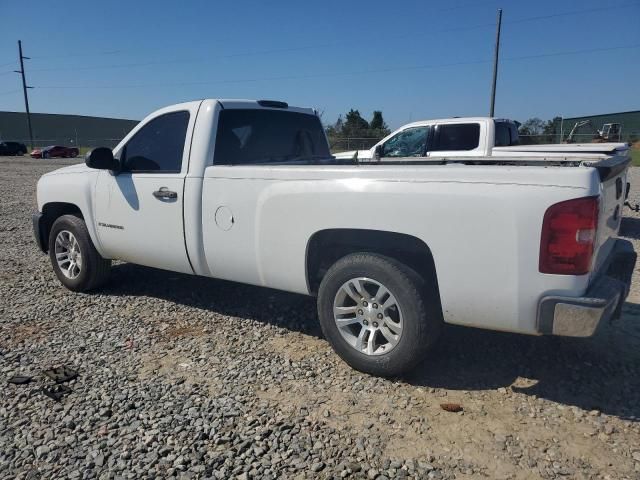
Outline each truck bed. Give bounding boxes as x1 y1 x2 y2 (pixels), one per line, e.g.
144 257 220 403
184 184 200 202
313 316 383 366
492 142 628 155
353 150 631 180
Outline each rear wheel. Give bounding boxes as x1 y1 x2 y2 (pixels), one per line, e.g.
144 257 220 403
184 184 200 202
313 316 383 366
48 215 111 292
317 253 442 377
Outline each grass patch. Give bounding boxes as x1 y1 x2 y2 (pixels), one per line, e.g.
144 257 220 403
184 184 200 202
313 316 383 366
631 148 640 167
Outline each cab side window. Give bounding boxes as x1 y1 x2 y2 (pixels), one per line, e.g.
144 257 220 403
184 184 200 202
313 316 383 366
432 123 480 151
121 111 190 173
381 127 428 157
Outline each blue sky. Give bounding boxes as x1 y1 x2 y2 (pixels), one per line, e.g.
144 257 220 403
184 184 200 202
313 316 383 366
1 0 638 128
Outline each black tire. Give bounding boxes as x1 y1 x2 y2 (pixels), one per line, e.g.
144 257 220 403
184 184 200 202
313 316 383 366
317 253 442 377
48 214 111 292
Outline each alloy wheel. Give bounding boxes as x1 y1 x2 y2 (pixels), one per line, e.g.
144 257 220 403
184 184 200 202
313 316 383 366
332 277 403 355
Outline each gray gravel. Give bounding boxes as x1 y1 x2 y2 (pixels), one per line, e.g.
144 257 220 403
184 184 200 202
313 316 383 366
1 156 639 479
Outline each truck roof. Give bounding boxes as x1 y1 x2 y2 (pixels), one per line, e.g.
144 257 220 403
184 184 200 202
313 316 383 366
203 99 317 116
137 99 318 128
398 117 514 129
402 117 516 127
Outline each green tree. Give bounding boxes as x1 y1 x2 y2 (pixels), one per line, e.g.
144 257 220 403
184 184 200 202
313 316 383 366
518 117 547 144
369 111 388 131
325 115 343 138
542 116 562 143
518 117 545 136
342 109 370 137
325 109 391 151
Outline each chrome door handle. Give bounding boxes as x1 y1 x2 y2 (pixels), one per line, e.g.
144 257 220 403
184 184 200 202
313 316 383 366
153 187 177 199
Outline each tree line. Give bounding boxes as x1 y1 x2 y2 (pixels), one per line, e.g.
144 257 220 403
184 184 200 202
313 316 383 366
517 116 563 144
325 110 391 139
325 111 570 145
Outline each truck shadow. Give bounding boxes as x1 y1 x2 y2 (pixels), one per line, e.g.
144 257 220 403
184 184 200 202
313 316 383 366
405 304 640 421
104 263 640 421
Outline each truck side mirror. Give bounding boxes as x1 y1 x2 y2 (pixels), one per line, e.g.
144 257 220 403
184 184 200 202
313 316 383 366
374 144 383 160
86 147 119 171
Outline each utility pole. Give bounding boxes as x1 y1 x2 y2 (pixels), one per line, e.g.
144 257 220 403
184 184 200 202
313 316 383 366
489 8 502 118
15 40 34 150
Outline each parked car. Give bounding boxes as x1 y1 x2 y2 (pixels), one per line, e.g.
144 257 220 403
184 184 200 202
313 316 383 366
0 141 28 156
31 145 79 159
334 117 629 161
32 99 636 377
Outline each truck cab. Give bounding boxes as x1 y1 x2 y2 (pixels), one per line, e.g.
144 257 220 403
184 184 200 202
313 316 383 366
334 117 628 162
334 117 520 161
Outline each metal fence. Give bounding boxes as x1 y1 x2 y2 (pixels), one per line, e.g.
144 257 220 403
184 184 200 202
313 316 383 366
11 132 638 156
520 132 640 145
329 132 640 154
328 137 382 152
10 138 124 150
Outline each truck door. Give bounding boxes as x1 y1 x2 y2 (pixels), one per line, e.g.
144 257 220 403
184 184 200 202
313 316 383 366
94 108 195 274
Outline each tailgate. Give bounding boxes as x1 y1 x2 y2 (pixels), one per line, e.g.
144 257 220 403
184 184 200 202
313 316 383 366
591 157 630 274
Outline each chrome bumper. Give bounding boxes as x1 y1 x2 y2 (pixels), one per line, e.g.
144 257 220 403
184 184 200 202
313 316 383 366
538 239 636 337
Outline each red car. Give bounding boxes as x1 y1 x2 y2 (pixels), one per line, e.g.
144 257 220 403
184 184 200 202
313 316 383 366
31 145 79 159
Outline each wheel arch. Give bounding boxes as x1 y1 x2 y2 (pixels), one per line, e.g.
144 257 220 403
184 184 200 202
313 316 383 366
306 228 443 316
38 202 85 253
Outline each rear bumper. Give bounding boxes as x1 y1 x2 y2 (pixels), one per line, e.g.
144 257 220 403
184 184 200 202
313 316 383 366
32 211 48 253
538 239 636 337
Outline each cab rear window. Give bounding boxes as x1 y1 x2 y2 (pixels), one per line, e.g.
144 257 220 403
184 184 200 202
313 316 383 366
495 122 520 146
214 109 330 165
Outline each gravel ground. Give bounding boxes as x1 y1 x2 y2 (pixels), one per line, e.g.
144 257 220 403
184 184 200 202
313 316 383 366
1 156 639 480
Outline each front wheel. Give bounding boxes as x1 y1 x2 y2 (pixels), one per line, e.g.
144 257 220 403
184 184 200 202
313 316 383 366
317 253 442 377
48 215 111 292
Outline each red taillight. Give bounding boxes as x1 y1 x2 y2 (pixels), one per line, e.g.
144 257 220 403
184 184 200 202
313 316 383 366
539 196 599 275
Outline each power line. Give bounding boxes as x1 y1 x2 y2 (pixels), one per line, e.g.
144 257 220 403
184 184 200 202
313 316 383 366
0 89 21 96
502 44 640 61
24 21 497 74
505 2 640 25
32 43 640 91
28 50 125 60
18 1 638 70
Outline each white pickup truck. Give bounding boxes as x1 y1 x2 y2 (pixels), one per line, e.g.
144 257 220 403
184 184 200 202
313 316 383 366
33 99 636 377
333 117 631 162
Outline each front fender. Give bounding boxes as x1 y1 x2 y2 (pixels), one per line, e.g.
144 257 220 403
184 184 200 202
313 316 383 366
36 169 106 257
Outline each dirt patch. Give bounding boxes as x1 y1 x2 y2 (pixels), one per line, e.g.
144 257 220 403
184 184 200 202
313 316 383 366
1 322 49 346
139 349 222 394
256 374 637 478
266 332 330 361
161 324 206 339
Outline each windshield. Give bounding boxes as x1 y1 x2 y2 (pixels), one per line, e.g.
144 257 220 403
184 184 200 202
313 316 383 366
214 109 331 165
